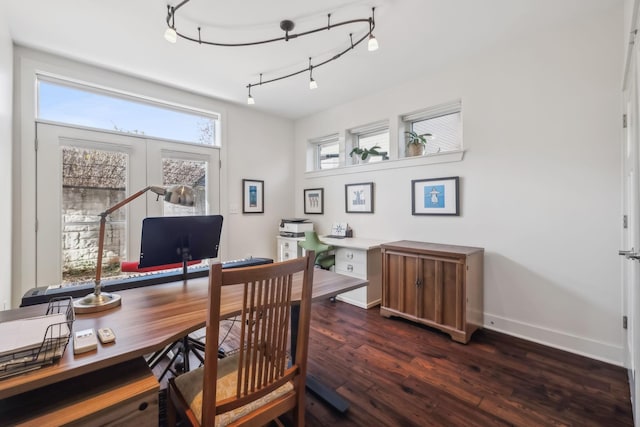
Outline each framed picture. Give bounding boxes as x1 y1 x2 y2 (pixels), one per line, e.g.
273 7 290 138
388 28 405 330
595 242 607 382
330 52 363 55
242 179 264 213
304 188 324 214
345 182 374 213
412 176 459 216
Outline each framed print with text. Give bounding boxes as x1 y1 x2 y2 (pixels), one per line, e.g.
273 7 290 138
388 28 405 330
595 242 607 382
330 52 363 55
242 179 264 213
304 188 324 214
345 182 374 213
411 176 459 215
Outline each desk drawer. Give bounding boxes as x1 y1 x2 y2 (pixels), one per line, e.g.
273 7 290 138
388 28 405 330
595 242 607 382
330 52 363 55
0 358 158 427
335 248 367 278
335 248 367 264
335 262 367 278
277 237 303 262
281 249 299 261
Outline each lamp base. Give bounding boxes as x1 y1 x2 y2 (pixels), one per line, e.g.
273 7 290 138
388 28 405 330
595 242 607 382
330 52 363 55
73 292 121 314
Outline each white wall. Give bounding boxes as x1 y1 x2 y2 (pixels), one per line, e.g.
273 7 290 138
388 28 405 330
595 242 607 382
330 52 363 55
294 5 624 363
11 47 294 308
223 104 295 260
0 13 13 311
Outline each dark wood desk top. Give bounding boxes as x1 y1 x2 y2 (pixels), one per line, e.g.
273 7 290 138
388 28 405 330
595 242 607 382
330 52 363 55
0 268 367 399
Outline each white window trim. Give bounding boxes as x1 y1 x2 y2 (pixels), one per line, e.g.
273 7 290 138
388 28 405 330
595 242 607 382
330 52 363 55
304 149 464 179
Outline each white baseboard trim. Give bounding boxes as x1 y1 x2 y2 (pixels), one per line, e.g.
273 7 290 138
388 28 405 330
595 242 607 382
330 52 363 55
335 295 380 309
484 313 624 366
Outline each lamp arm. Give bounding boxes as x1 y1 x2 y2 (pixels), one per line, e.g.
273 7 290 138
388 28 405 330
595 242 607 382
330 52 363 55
101 186 164 216
93 186 165 294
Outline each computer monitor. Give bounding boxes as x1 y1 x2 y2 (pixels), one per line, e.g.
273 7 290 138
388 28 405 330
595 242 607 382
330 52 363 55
138 215 223 269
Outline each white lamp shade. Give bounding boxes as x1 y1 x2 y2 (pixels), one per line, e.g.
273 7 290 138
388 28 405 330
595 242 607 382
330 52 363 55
164 185 195 206
368 35 379 51
247 95 255 105
309 79 318 90
164 27 177 43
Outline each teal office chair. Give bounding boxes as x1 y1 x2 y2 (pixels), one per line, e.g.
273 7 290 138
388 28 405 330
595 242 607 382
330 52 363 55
298 231 335 270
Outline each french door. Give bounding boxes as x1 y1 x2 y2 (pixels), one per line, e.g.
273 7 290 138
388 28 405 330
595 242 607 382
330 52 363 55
622 27 640 419
35 122 220 287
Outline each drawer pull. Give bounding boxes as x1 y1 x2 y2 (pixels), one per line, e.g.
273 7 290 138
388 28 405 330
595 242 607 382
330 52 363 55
346 252 354 260
347 264 354 272
284 242 289 248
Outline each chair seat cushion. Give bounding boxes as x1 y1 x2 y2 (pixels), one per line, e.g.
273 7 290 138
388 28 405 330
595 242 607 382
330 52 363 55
174 353 294 426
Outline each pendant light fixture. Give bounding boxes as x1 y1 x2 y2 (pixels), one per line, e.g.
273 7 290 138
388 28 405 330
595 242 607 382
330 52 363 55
164 2 379 104
309 58 318 90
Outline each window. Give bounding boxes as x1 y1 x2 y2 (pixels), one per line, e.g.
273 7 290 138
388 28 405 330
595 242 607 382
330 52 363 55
37 77 220 146
310 134 340 171
401 101 462 156
349 121 390 164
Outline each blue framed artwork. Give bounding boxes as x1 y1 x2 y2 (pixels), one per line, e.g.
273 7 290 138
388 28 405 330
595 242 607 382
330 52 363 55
411 176 459 215
242 179 264 213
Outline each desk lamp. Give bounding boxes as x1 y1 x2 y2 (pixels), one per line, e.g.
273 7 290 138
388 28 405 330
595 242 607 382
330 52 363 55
73 185 195 314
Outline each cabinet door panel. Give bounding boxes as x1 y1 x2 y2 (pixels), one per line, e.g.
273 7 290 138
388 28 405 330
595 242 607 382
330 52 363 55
419 258 437 322
441 261 462 329
385 253 418 316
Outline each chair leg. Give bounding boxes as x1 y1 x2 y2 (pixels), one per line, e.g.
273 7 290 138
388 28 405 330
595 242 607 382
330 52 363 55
166 385 177 427
292 393 306 427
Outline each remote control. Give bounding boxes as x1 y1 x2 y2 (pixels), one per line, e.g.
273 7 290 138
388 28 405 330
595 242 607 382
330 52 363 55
73 328 98 354
97 327 116 344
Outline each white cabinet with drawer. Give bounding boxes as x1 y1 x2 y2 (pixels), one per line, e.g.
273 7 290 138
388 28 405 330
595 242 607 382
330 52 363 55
276 236 304 262
321 237 385 309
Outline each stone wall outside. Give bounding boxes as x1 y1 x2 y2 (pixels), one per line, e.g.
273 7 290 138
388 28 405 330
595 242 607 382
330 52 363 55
62 187 125 281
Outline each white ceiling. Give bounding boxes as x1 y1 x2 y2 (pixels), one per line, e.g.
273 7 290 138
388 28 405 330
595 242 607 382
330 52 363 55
5 0 620 119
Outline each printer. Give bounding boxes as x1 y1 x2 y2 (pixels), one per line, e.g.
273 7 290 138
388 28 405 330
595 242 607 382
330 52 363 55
279 218 313 237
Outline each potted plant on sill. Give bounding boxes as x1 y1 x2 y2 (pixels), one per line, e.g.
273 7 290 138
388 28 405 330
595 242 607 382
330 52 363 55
405 131 432 157
350 145 382 163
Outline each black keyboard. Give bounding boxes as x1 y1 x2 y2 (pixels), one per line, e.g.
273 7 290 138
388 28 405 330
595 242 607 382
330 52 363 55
21 257 274 307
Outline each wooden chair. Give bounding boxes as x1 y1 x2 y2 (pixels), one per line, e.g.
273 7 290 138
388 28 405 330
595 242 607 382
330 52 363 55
167 252 315 427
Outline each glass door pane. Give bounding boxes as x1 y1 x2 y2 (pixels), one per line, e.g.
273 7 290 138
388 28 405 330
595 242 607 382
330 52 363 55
61 146 128 283
161 158 207 217
146 140 221 264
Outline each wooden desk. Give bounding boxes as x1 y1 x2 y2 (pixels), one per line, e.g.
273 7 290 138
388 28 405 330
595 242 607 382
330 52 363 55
0 268 367 401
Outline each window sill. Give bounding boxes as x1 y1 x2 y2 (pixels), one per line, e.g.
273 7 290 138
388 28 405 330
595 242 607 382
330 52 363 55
305 150 465 179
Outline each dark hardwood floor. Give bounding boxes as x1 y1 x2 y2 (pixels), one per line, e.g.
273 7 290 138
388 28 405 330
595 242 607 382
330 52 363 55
156 299 634 426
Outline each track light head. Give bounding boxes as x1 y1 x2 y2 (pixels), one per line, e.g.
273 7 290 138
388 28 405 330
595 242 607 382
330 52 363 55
368 34 378 51
164 27 177 43
247 85 255 105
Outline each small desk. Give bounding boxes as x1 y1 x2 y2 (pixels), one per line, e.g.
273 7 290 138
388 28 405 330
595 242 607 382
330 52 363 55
0 269 366 411
320 237 386 309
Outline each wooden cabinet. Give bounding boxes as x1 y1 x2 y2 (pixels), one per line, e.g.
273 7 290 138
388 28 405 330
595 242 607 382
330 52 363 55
276 236 304 262
380 241 483 343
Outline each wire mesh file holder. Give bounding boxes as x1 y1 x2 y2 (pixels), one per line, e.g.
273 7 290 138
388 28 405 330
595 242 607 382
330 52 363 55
0 297 75 379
